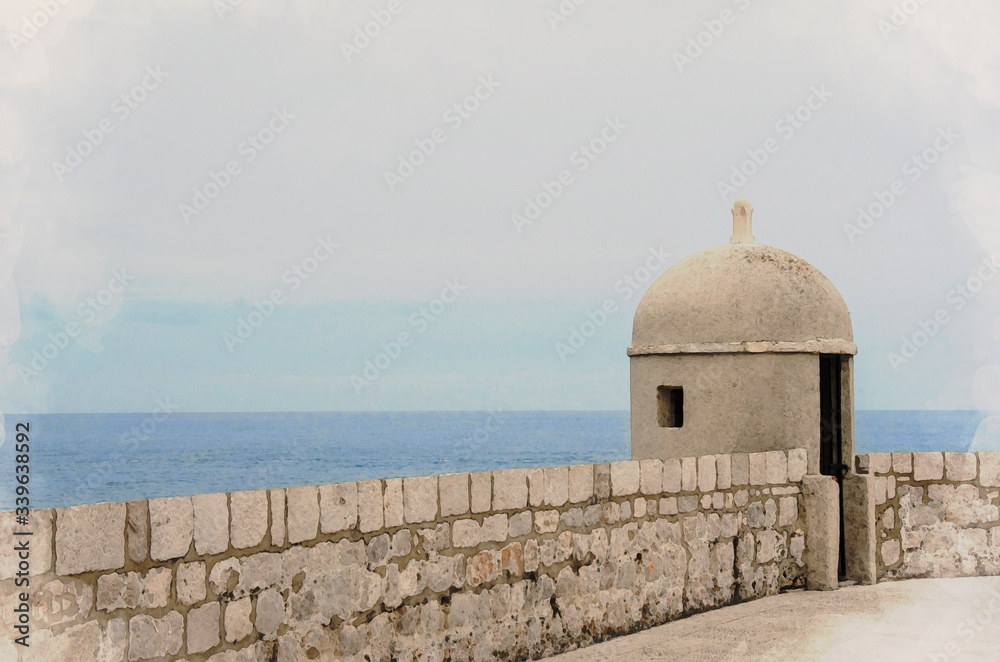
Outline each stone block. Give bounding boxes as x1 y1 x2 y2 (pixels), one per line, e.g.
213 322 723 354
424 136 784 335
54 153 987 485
452 519 481 547
892 452 912 474
493 469 529 510
96 567 170 611
509 511 532 537
403 476 438 523
663 458 682 493
568 465 594 503
29 579 93 630
660 497 678 515
697 455 716 492
681 457 697 491
225 597 253 643
528 468 545 507
0 508 52 579
230 490 268 549
788 449 807 483
749 453 767 485
913 452 944 481
881 539 900 566
286 485 319 544
482 514 508 543
869 453 892 475
126 501 148 564
543 466 569 506
466 550 500 586
256 588 284 638
765 451 787 485
716 455 732 490
438 474 469 517
384 479 404 527
320 482 358 533
193 493 229 555
208 557 240 596
535 510 559 534
470 472 491 513
778 496 798 526
188 601 221 655
128 611 183 661
358 480 384 533
56 502 126 575
945 453 978 482
594 463 611 499
610 461 640 496
269 488 285 547
731 453 750 486
30 619 126 662
177 561 207 605
678 495 698 513
634 497 647 518
980 453 1000 487
640 459 663 495
501 542 523 576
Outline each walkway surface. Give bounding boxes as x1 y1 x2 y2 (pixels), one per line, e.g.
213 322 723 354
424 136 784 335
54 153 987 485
549 576 1000 662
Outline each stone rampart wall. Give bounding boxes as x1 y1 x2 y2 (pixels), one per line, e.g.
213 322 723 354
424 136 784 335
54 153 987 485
1 449 809 661
860 451 1000 581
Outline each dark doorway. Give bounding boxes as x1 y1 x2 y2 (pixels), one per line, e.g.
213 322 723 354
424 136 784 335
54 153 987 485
819 354 847 579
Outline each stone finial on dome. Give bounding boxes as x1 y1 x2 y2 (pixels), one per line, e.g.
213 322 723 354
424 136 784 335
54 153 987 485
731 199 755 244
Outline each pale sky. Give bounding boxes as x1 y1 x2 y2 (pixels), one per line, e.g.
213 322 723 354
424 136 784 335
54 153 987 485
1 0 999 414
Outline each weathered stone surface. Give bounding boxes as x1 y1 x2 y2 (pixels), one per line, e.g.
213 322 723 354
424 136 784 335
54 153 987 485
177 561 207 605
981 453 1000 487
535 510 559 534
384 478 404 527
787 449 807 483
663 458 682 493
913 452 944 481
96 567 170 611
528 468 545 507
698 456 716 492
594 463 612 499
466 550 500 586
678 495 698 513
868 453 892 475
778 496 798 526
256 588 284 638
653 496 676 516
439 473 469 517
731 454 750 486
452 519 482 548
637 459 662 495
611 461 640 496
944 453 978 482
892 452 913 474
286 485 319 544
56 502 126 575
225 596 253 643
403 476 438 523
128 611 183 661
544 466 569 506
193 493 229 555
765 451 787 485
716 455 732 490
320 482 358 533
634 497 647 518
188 601 221 655
0 508 52 578
30 579 93 629
31 618 126 662
358 480 384 533
470 472 491 513
568 464 594 503
126 500 149 564
230 490 268 549
482 514 507 543
501 542 523 576
748 453 767 486
493 469 529 510
681 457 697 491
269 488 285 546
509 511 532 538
882 539 901 566
209 557 241 596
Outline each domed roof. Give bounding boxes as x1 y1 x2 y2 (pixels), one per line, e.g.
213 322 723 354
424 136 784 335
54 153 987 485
629 202 855 356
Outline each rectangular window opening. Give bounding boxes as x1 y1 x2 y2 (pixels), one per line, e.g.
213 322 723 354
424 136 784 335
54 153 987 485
657 386 684 428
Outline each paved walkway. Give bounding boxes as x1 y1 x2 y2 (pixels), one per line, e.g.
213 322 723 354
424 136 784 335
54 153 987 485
550 577 1000 662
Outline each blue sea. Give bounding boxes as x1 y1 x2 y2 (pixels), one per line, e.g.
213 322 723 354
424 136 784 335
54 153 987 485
1 410 997 510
